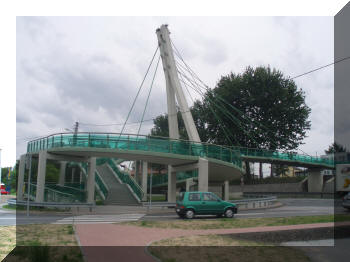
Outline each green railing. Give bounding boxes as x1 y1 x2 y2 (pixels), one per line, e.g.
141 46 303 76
149 170 198 187
95 171 108 198
45 183 86 202
233 147 334 167
81 162 109 199
24 183 78 203
107 158 144 201
26 132 243 170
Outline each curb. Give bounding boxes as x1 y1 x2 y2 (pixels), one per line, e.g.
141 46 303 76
144 243 162 262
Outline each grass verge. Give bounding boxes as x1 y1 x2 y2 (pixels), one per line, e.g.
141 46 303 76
125 214 350 230
0 226 16 261
148 234 310 262
2 224 83 262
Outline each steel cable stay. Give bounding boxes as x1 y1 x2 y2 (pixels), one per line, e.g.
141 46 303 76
117 46 159 142
136 55 161 139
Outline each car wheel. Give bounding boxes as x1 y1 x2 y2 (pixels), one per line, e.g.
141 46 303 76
224 208 234 218
185 209 195 219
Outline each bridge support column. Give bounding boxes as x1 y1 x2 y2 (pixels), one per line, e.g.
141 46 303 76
198 158 209 192
223 180 229 201
58 161 67 186
36 151 47 202
17 154 26 201
186 178 193 192
87 157 96 204
142 161 148 201
168 165 176 202
71 167 75 183
308 170 323 192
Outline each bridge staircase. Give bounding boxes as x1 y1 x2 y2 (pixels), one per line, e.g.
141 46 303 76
96 163 140 205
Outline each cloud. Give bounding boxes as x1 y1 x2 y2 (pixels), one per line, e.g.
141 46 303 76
16 16 334 159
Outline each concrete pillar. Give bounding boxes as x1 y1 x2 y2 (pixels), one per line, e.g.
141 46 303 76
58 161 67 186
198 158 209 192
186 178 193 192
167 165 176 202
35 151 47 202
223 180 229 201
308 170 323 192
71 167 75 183
87 157 96 204
142 161 148 201
17 155 26 201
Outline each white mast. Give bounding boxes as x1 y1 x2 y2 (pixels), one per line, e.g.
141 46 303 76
156 25 201 142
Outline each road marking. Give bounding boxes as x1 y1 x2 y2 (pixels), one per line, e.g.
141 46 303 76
52 214 145 224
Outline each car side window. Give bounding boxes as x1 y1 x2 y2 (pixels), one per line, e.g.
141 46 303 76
188 193 201 201
203 193 216 201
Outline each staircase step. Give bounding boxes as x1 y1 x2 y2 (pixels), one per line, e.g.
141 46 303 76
96 162 140 206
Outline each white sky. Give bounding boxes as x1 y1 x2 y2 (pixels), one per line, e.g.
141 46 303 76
0 1 348 167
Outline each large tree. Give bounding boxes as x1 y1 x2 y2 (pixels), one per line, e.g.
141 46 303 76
325 142 347 154
150 66 311 180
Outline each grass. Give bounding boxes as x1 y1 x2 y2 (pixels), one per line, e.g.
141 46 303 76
148 234 311 262
125 214 350 230
0 226 16 261
151 234 264 246
147 195 167 202
16 224 78 246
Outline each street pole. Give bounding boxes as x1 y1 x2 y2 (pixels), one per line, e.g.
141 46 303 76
149 164 153 210
26 154 32 217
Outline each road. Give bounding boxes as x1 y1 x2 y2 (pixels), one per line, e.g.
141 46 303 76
0 205 15 226
0 198 348 225
142 198 347 220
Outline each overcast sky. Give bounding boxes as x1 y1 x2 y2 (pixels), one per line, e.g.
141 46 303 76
16 16 334 161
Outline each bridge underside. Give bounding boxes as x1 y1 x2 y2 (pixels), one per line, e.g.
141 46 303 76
41 147 242 182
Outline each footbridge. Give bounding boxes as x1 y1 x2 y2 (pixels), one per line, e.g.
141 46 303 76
16 132 334 205
17 24 334 205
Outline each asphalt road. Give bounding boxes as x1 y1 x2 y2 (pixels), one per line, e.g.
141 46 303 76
0 205 15 226
0 198 348 225
142 198 348 220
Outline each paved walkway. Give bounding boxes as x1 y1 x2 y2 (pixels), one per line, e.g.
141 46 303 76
75 221 350 262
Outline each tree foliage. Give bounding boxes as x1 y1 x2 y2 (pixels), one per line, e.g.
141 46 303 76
151 66 311 151
325 142 347 154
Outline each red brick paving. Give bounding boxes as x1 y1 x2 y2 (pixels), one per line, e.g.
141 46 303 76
76 221 350 262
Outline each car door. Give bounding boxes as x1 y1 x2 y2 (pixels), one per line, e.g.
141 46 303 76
187 192 203 214
201 193 221 214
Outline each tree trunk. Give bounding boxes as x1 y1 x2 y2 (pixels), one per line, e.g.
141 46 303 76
245 161 252 183
270 164 273 177
259 162 263 179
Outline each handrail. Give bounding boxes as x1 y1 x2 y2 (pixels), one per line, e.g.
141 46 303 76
111 159 144 194
106 159 144 200
26 132 333 168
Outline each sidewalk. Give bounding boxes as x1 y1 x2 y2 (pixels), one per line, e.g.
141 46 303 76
75 221 350 262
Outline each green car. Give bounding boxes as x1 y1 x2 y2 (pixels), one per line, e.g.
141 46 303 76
175 191 237 219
